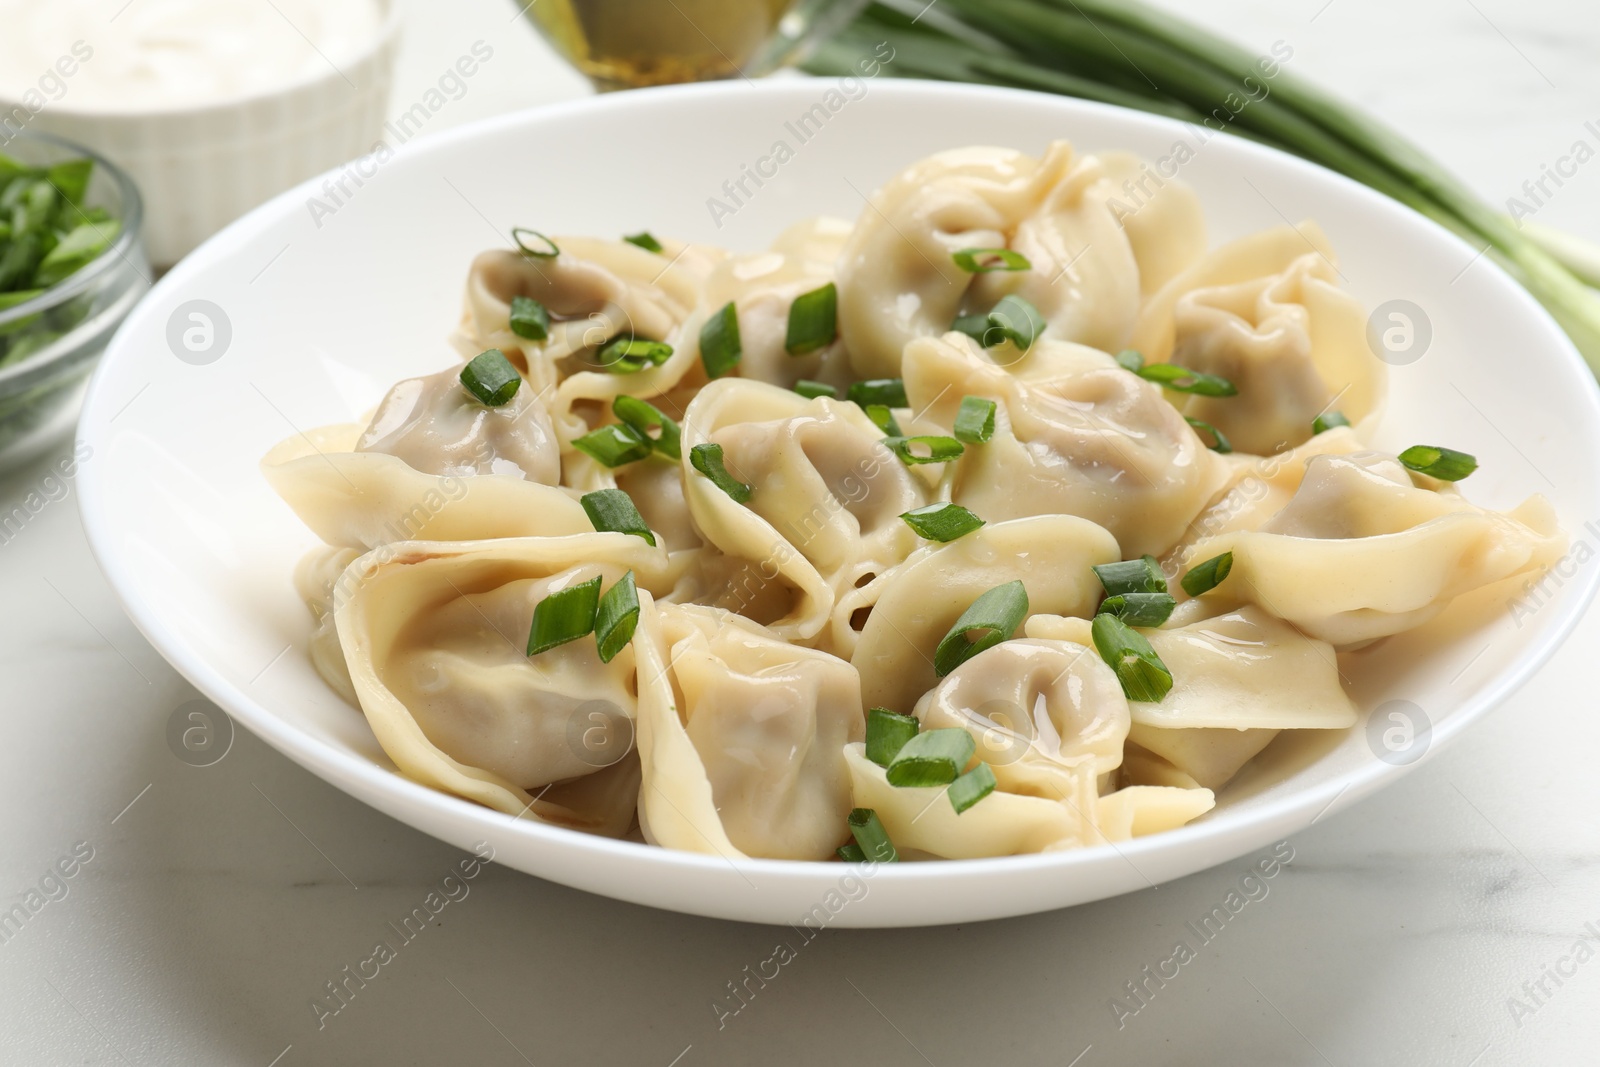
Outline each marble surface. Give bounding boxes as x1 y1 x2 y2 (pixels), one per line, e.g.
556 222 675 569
3 0 1599 1063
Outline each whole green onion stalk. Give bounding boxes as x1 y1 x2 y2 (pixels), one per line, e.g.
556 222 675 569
806 0 1600 374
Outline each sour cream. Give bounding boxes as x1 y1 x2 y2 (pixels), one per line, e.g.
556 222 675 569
0 0 385 112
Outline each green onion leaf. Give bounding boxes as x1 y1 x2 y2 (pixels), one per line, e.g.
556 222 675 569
900 502 985 542
988 294 1046 351
508 295 550 341
794 379 837 400
1115 349 1145 373
594 571 641 663
863 403 902 435
846 378 907 408
700 301 742 378
527 575 601 656
1181 551 1234 597
785 282 837 355
612 395 681 460
45 158 92 206
1398 445 1477 481
883 435 964 466
934 580 1028 676
597 336 673 374
1137 363 1237 396
1091 613 1174 703
580 488 655 546
847 808 898 863
953 396 997 443
1098 592 1176 627
1093 555 1167 597
886 727 976 787
836 842 867 863
512 227 559 258
1312 410 1351 434
623 231 663 253
865 707 920 767
573 424 653 468
951 312 1004 348
948 762 998 814
952 247 1032 273
459 348 521 407
1185 416 1233 453
689 442 751 502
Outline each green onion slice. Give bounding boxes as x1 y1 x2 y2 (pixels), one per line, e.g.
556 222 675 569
934 580 1028 676
580 488 655 546
1312 410 1350 434
1098 592 1176 628
949 762 998 814
527 575 601 656
1093 555 1167 597
847 808 898 863
459 349 521 407
1091 613 1174 703
1115 349 1145 373
952 247 1032 273
573 424 653 468
847 378 907 408
785 282 837 355
886 727 976 787
863 404 902 435
953 396 997 443
794 379 838 400
951 313 1004 348
836 842 867 863
623 231 663 253
883 435 964 466
700 301 742 378
597 336 673 374
865 707 920 767
1399 445 1477 481
1185 416 1233 453
1181 551 1234 597
1137 363 1237 396
689 443 751 502
594 571 641 663
988 294 1046 351
900 502 985 542
512 227 559 258
612 395 681 460
508 295 550 341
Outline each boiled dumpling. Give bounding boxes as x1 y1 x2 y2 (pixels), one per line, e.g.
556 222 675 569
1097 785 1215 843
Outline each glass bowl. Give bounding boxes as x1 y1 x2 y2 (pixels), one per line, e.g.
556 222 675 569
0 131 148 473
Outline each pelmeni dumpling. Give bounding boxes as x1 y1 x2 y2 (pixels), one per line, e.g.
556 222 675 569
634 603 863 861
1097 784 1216 843
1125 726 1279 792
333 534 674 833
1184 452 1565 647
294 545 360 705
903 332 1225 558
853 515 1118 715
1095 151 1208 297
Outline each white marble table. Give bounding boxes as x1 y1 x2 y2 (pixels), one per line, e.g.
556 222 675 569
3 1 1598 1063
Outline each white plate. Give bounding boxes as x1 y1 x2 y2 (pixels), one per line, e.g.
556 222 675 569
77 80 1600 927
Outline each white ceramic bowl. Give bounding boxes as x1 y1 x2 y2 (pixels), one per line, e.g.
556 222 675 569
76 81 1600 927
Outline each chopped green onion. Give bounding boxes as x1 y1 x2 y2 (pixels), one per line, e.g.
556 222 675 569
863 403 902 435
953 396 997 443
1312 410 1351 435
934 580 1028 676
900 502 985 542
1093 555 1167 597
847 808 898 863
508 295 550 341
573 424 653 468
580 488 655 546
951 312 1003 348
1185 416 1233 453
1115 349 1145 373
527 575 601 656
1399 445 1478 481
866 707 920 767
1181 551 1234 597
988 294 1046 351
612 395 681 460
794 379 837 399
785 282 837 355
512 227 559 258
597 336 673 374
948 762 998 814
1091 613 1173 702
594 572 641 663
952 247 1032 273
1137 363 1237 397
847 378 907 408
883 435 964 466
886 727 976 787
458 349 521 407
836 842 867 863
700 301 741 378
623 231 663 253
689 443 751 502
1098 592 1176 627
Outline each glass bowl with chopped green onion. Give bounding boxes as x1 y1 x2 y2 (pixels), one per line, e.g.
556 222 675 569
0 131 147 472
